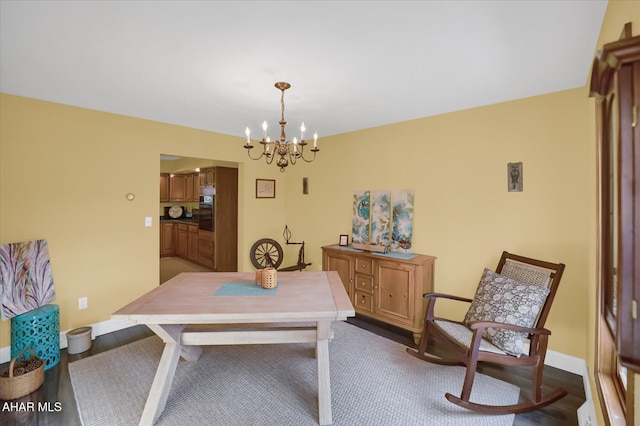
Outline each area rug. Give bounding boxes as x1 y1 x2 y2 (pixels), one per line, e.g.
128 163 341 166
69 321 518 425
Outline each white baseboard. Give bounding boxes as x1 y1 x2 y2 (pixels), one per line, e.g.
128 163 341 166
577 363 598 426
0 318 136 364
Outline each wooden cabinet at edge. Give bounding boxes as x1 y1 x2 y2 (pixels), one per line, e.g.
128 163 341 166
213 167 238 272
160 174 170 202
322 245 435 344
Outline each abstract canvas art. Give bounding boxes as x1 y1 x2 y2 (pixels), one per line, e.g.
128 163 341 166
370 190 391 246
391 190 414 253
352 189 414 253
0 239 56 319
352 191 370 244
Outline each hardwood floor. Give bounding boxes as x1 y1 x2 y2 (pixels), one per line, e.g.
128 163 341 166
1 316 584 425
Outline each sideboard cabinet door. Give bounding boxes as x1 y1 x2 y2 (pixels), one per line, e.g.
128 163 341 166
322 250 354 301
374 260 415 328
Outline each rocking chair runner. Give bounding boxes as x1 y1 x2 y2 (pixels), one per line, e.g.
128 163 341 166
406 251 567 415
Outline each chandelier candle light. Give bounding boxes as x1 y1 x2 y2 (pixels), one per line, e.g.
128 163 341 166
244 82 319 172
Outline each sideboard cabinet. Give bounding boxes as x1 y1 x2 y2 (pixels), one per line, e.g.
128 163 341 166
322 245 435 343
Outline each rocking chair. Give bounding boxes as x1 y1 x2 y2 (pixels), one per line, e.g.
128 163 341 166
406 251 567 415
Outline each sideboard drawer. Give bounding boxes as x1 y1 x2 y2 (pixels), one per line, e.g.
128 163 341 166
355 258 373 275
355 274 373 293
355 292 373 313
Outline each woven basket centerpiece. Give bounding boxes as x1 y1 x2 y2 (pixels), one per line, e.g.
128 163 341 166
261 267 278 289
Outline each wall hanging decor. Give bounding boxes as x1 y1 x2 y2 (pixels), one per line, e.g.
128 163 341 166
352 189 414 253
352 190 370 244
256 179 276 198
0 239 56 319
508 162 523 192
391 189 414 253
371 190 391 247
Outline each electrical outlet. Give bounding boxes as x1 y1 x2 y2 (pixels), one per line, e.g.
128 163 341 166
78 297 88 310
145 217 152 227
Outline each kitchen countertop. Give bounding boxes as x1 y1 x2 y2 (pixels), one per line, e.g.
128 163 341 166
159 217 199 226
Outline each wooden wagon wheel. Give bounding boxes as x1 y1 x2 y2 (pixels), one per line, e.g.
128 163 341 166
249 238 284 270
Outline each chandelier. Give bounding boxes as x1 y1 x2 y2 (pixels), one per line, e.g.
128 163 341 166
244 82 319 172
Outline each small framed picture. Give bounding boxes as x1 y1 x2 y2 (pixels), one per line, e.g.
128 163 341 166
339 234 349 246
508 162 523 192
256 179 276 198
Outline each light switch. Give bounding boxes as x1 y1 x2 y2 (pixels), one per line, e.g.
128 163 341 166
145 217 152 227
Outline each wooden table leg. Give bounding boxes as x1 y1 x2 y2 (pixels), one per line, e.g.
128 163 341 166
139 324 185 426
316 320 332 425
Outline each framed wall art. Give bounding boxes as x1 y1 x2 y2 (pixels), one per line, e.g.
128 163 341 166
256 179 276 198
508 162 523 192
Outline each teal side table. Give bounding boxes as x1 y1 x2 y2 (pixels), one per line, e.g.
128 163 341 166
10 304 60 370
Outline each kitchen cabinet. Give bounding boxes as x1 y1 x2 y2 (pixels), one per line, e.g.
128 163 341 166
160 222 175 257
169 174 186 202
188 225 199 261
173 223 200 262
200 167 215 187
160 173 170 202
193 173 200 201
213 167 238 272
176 224 188 258
322 245 435 344
198 229 215 269
160 172 199 202
185 173 200 202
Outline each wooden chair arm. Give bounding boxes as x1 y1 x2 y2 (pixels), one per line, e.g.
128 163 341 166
423 293 473 321
423 293 473 303
468 320 551 336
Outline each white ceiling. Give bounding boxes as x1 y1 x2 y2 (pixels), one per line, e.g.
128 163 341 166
0 1 607 139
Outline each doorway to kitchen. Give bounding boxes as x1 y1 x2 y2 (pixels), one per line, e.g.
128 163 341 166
159 154 239 283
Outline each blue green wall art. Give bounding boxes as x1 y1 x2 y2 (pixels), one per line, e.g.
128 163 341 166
351 189 414 253
370 190 391 246
391 189 414 253
352 190 370 244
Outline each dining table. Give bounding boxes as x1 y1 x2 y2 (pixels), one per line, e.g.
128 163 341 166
112 270 355 425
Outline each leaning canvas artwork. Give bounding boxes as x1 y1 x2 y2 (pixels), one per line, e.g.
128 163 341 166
352 189 414 253
352 190 371 244
391 190 414 253
370 190 391 247
0 239 56 319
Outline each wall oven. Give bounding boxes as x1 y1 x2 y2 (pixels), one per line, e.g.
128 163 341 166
198 195 214 231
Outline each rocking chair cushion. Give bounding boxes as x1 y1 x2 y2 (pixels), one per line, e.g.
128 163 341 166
464 268 550 356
